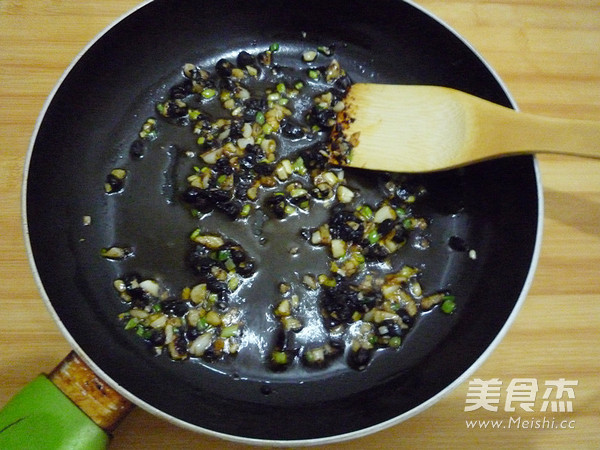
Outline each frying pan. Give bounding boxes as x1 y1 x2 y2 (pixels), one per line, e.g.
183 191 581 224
17 0 541 445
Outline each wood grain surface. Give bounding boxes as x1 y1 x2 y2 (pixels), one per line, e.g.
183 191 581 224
1 1 598 448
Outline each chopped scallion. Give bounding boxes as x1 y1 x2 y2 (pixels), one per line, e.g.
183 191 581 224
262 123 273 135
357 205 373 220
389 336 402 348
136 325 152 339
201 88 216 99
124 318 138 330
217 250 231 261
271 350 287 365
220 324 239 338
367 230 381 244
255 111 265 124
224 258 237 272
292 157 307 175
441 296 456 314
240 204 251 217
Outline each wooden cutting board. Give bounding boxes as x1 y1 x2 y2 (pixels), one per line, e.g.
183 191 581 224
1 1 598 448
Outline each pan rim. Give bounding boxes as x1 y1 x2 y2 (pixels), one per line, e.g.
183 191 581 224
21 0 544 445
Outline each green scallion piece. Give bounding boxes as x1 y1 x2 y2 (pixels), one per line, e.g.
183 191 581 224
262 123 273 135
403 218 415 230
240 204 251 217
308 69 319 79
224 258 237 272
220 324 239 338
216 250 231 261
367 230 381 244
135 325 152 339
271 350 287 365
317 45 332 56
255 111 265 125
389 336 402 348
318 274 336 287
354 253 365 264
201 88 216 99
227 274 239 291
208 293 219 305
197 317 208 331
441 296 456 314
357 205 373 220
124 318 138 330
292 157 307 175
269 42 280 52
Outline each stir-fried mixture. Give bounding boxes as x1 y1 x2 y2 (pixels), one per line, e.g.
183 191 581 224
102 44 456 371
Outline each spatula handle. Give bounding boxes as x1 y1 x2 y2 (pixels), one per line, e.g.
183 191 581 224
474 105 600 160
0 352 133 449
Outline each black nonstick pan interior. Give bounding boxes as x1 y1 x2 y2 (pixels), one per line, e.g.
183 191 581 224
25 0 541 443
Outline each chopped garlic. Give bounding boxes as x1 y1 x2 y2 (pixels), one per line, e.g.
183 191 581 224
337 185 355 203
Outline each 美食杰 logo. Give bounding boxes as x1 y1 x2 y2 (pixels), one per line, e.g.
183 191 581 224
463 378 578 431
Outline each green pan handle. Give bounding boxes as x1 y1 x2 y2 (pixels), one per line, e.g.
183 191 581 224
0 353 133 450
0 375 108 449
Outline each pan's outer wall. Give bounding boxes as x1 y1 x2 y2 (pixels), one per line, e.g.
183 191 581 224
25 0 540 443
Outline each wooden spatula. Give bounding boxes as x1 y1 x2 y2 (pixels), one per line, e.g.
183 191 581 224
332 83 600 172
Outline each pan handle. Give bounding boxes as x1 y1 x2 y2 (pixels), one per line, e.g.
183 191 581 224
0 352 133 449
